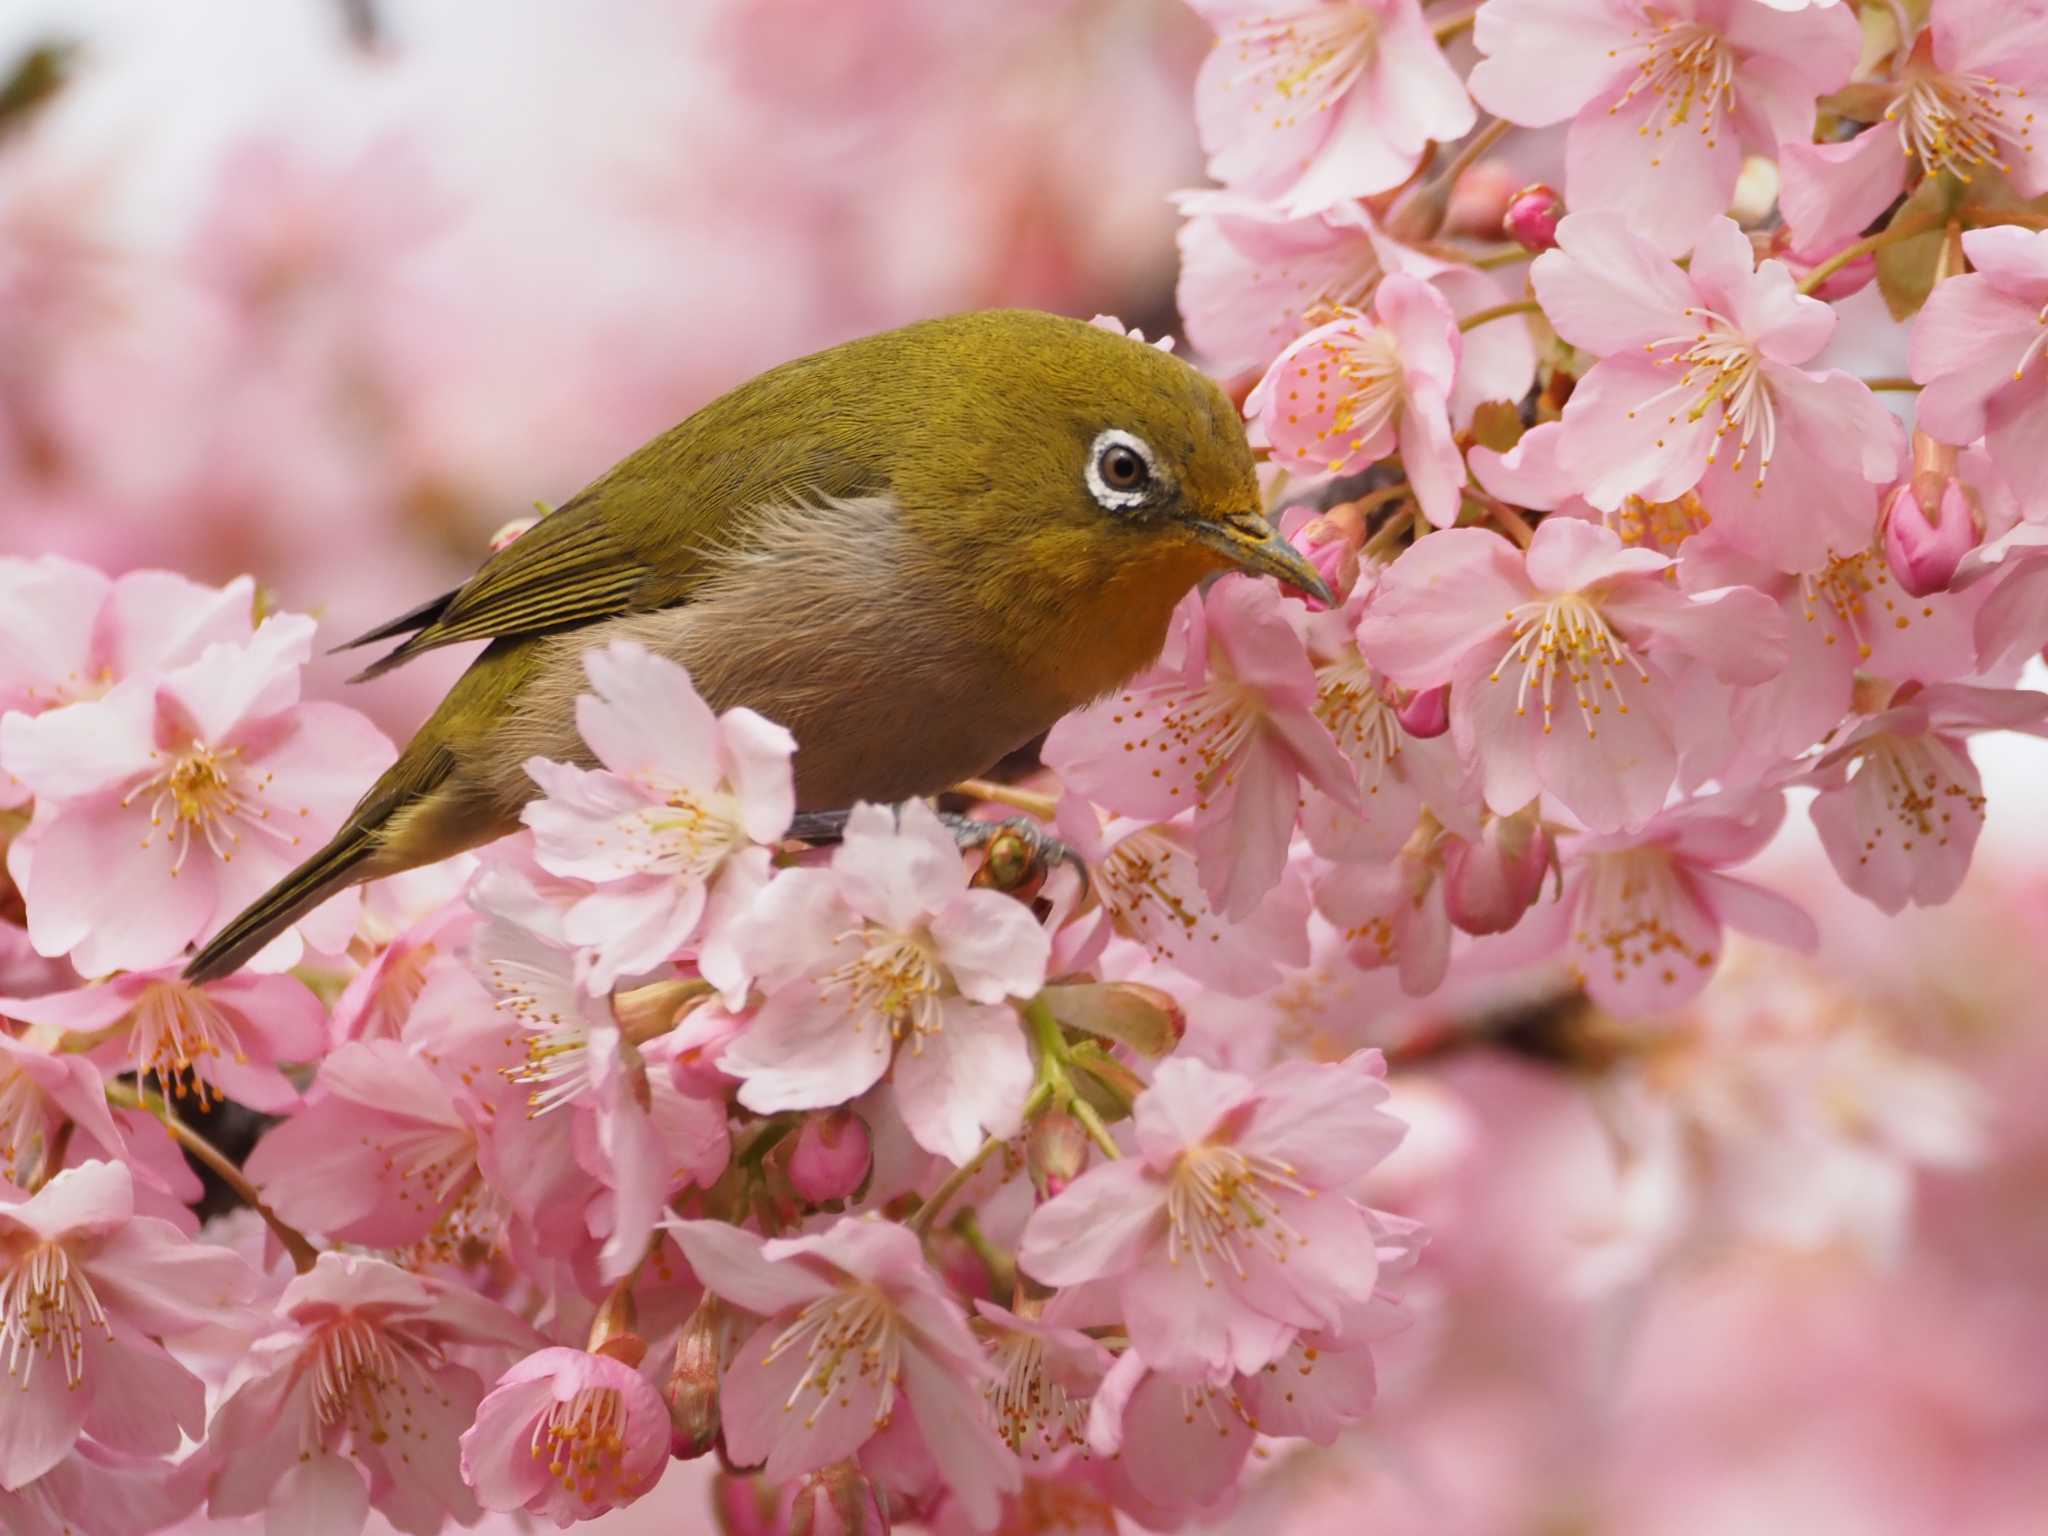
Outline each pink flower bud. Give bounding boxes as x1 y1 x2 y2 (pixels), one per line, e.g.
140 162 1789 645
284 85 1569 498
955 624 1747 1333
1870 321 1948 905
713 1472 782 1536
667 1295 732 1461
1875 466 1974 598
1503 184 1563 253
1395 684 1451 739
786 1109 873 1203
1289 506 1365 609
487 515 541 552
1445 159 1518 239
1442 810 1554 936
1028 1110 1090 1201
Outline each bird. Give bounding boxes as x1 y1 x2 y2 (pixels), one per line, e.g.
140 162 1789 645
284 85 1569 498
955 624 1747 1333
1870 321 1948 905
181 308 1329 982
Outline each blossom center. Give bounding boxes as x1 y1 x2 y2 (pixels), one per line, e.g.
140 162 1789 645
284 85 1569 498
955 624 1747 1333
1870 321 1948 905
1280 318 1403 474
1851 733 1982 850
1102 831 1207 945
1888 69 2033 184
129 981 250 1109
763 1285 904 1430
1315 653 1404 787
823 929 946 1047
531 1384 632 1504
1611 18 1736 152
1165 1142 1312 1283
1228 5 1380 127
1140 674 1266 807
309 1314 440 1447
629 788 746 884
123 742 305 874
987 1332 1090 1459
0 1241 109 1388
1576 846 1715 988
0 1068 54 1188
1635 310 1776 485
1490 593 1649 737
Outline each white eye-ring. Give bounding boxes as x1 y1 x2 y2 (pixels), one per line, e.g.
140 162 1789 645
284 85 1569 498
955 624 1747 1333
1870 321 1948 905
1086 428 1157 511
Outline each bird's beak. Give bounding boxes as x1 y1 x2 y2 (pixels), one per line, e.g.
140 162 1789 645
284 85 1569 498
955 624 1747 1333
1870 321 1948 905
1186 510 1334 607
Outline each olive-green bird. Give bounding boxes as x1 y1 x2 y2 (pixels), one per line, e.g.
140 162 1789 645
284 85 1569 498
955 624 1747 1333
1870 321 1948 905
181 309 1327 982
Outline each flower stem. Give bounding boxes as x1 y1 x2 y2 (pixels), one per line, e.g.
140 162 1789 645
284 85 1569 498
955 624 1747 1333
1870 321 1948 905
1862 376 1921 392
908 1081 1050 1238
1796 213 1944 295
1432 4 1477 41
1459 298 1543 333
950 779 1058 819
105 1078 318 1273
1433 116 1512 197
1024 995 1123 1159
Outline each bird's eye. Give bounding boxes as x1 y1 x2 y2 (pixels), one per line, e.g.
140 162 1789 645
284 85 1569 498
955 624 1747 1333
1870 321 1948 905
1086 429 1158 511
1100 444 1148 491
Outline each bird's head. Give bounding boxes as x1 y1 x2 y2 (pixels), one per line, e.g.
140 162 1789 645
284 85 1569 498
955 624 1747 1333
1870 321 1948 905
889 311 1332 612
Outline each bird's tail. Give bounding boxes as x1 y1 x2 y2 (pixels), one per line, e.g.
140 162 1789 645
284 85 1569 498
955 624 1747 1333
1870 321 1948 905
180 821 381 984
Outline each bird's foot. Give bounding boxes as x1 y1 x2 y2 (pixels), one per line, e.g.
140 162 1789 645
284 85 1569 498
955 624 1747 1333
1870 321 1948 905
785 805 1081 898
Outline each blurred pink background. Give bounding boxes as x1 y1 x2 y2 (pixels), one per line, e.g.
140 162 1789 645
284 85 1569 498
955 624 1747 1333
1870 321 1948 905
7 3 2048 1532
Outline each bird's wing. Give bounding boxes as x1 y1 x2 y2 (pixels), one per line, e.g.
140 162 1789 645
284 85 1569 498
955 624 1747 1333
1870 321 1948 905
338 431 885 682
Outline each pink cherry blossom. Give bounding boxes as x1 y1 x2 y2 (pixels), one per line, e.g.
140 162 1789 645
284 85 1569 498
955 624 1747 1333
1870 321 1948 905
0 612 395 975
0 1438 201 1536
205 1251 540 1534
1313 823 1455 995
522 640 795 996
1018 1051 1406 1379
1550 787 1818 1015
460 1345 670 1523
722 800 1047 1164
1779 0 2048 251
0 1160 259 1490
1060 810 1312 996
1469 0 1858 254
1809 681 2048 913
974 1295 1114 1465
2 966 324 1113
1443 804 1556 936
669 1216 1019 1528
1248 274 1466 526
0 1031 127 1191
1191 0 1474 215
1045 577 1356 918
0 559 257 808
1912 225 2048 497
1533 213 1904 572
1357 517 1784 831
327 862 478 1046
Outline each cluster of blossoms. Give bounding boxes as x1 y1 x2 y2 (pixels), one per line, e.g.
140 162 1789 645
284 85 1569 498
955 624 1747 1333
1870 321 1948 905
3 0 2047 1529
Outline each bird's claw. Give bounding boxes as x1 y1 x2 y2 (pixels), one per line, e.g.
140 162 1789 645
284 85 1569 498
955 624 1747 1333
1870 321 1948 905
785 805 1085 899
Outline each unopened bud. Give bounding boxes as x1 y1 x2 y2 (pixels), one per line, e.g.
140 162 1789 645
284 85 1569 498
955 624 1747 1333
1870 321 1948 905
612 977 711 1045
487 515 541 553
1445 159 1518 239
781 1460 890 1536
1290 506 1365 609
1503 183 1563 253
926 1227 995 1305
1395 684 1451 739
1442 810 1554 936
787 1109 873 1204
667 1294 732 1460
1884 433 1981 598
1028 1111 1090 1202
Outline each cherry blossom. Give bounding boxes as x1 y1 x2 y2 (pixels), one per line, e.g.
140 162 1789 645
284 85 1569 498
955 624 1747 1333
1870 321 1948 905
1045 577 1356 917
1357 517 1784 831
1469 0 1859 254
0 612 394 975
1533 213 1903 572
720 800 1048 1164
1247 273 1466 526
668 1217 1018 1527
0 1160 259 1490
522 640 794 997
460 1346 671 1523
204 1252 539 1533
1780 0 2048 251
1019 1052 1405 1378
1549 787 1818 1015
1809 682 2048 913
1191 0 1474 215
1912 225 2048 498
